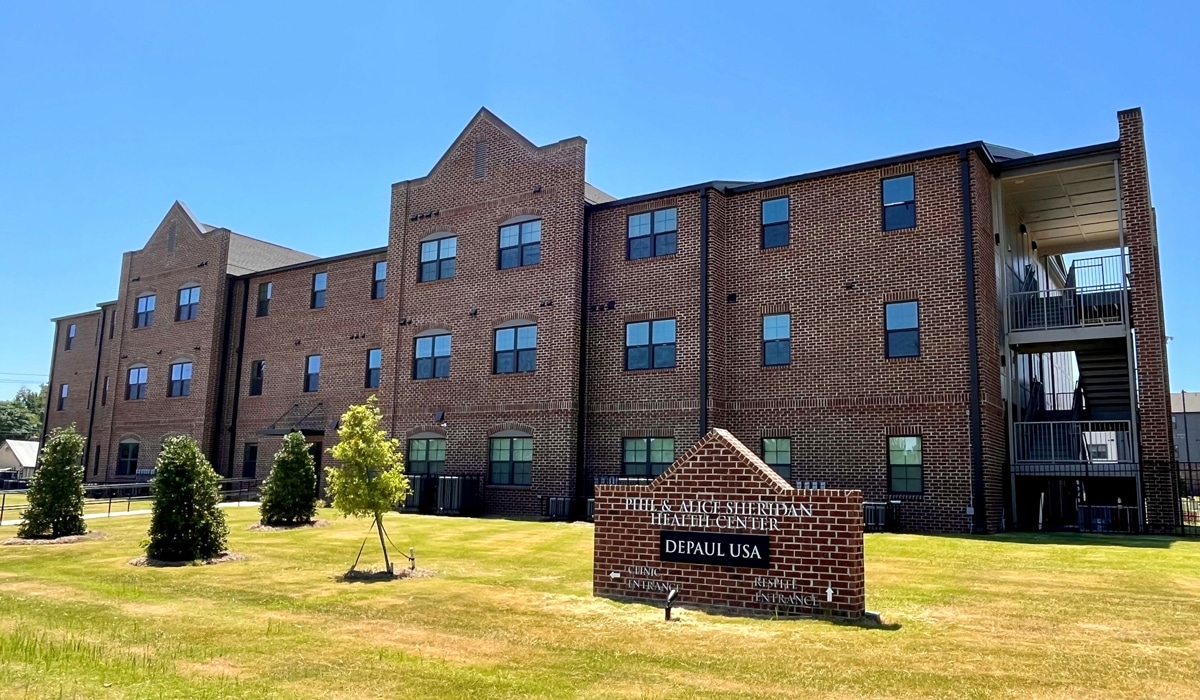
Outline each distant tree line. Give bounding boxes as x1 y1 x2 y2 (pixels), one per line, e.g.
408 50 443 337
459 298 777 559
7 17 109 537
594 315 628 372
0 384 47 442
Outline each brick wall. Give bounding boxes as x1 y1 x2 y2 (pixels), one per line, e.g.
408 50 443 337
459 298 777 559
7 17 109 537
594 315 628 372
1119 108 1176 531
381 110 587 514
45 310 104 453
593 429 865 619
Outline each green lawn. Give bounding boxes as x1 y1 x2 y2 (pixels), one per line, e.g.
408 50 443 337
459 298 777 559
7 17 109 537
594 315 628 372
2 509 1199 699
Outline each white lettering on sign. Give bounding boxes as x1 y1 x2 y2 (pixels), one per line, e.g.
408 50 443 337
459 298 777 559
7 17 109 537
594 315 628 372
624 498 812 532
662 538 764 561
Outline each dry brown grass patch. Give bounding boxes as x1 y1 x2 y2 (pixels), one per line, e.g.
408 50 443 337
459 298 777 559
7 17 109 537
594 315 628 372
3 532 106 546
128 551 247 567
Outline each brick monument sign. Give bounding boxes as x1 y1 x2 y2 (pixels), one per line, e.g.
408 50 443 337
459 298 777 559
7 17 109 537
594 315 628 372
593 429 866 619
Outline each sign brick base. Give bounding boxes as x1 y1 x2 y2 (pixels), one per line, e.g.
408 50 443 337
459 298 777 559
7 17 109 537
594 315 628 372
593 428 866 619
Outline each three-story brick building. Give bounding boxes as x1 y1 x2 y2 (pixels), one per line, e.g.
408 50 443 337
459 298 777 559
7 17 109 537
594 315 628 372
43 107 1175 533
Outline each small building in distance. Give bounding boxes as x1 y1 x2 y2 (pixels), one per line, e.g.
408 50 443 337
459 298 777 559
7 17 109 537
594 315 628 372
0 439 39 481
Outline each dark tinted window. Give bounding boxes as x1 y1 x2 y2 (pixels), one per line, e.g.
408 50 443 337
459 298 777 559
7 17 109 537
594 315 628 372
885 301 920 358
176 286 200 321
419 237 456 282
117 441 139 476
134 295 155 328
494 325 537 374
761 197 789 249
311 273 327 309
627 208 677 260
304 355 321 392
625 319 676 370
256 282 271 317
414 334 451 380
882 175 916 231
366 348 382 388
763 438 791 479
408 438 446 475
372 261 386 299
249 360 265 396
169 362 192 397
499 220 542 269
762 313 791 366
126 367 148 400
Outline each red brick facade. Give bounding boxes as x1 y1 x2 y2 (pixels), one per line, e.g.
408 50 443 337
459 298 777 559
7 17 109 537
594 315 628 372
593 429 866 619
43 107 1175 533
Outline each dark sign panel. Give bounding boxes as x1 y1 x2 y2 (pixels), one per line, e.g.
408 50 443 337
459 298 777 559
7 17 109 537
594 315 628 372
659 530 770 569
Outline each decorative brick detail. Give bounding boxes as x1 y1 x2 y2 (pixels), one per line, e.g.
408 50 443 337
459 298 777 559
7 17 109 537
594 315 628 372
492 312 538 327
486 421 535 436
622 308 676 324
593 429 866 619
879 163 915 177
405 425 447 439
621 426 676 438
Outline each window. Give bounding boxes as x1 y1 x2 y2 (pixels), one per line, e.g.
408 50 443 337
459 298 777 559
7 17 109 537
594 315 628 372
762 314 791 366
249 360 265 396
65 323 76 350
311 272 327 309
494 325 537 374
169 362 192 397
365 348 382 388
622 437 674 477
117 440 140 476
763 438 792 479
888 436 923 494
93 445 101 476
304 355 321 392
419 237 457 282
242 443 258 479
372 261 387 299
134 295 155 328
414 334 450 380
885 301 920 358
126 366 148 400
499 220 541 269
57 384 68 411
627 208 677 260
882 175 916 231
408 438 446 475
256 282 272 317
761 197 789 249
489 436 532 486
101 376 109 406
176 286 200 321
1087 443 1110 461
625 319 676 370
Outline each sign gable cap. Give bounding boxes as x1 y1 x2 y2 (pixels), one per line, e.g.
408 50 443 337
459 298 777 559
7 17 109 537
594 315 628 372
650 428 794 493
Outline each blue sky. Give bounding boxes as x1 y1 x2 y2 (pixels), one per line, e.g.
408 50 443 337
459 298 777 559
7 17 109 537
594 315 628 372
1 1 1197 397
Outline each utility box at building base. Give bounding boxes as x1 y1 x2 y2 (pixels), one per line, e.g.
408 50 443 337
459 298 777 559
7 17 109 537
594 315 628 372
593 428 866 619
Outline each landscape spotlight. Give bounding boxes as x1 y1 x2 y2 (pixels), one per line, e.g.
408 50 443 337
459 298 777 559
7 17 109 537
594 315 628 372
665 588 679 621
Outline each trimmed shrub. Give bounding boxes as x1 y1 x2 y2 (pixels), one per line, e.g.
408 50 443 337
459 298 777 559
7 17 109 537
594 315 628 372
17 426 86 539
145 435 229 562
259 431 318 526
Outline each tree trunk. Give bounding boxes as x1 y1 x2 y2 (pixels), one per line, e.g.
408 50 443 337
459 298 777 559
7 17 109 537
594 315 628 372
375 511 392 574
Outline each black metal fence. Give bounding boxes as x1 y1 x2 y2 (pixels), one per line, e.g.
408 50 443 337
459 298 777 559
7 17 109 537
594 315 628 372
0 477 262 525
400 475 483 516
864 501 902 533
1180 462 1200 536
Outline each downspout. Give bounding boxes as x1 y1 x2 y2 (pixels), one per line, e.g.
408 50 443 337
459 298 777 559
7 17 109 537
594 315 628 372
211 276 237 476
960 150 987 533
226 277 251 477
698 189 710 435
574 205 592 517
83 307 108 475
40 323 62 448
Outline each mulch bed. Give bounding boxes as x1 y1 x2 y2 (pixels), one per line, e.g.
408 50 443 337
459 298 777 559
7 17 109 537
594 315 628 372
247 519 330 532
2 532 107 546
128 552 247 567
337 567 434 583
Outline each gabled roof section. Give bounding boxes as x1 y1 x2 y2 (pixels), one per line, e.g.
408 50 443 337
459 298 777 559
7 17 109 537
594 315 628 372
405 107 584 185
227 233 319 275
2 440 39 467
584 182 616 205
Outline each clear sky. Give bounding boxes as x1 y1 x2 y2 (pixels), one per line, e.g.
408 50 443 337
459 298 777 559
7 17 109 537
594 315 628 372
1 1 1197 398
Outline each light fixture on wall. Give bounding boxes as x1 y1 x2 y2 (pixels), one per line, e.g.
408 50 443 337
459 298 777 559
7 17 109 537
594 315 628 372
1019 223 1028 235
1031 241 1039 252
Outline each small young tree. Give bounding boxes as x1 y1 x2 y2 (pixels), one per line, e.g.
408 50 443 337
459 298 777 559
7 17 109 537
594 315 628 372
145 435 229 562
17 426 86 539
327 396 410 572
259 431 318 526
